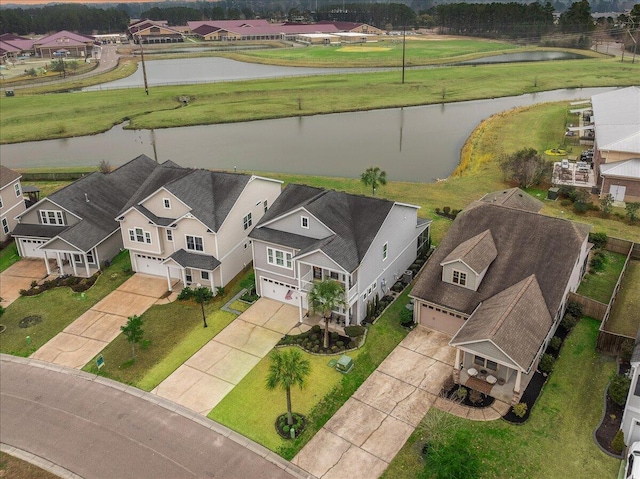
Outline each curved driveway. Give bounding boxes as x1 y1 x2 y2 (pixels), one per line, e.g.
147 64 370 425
0 355 310 479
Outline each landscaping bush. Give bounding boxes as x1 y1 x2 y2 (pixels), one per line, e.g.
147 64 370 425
561 313 579 331
558 185 577 201
549 336 562 352
539 353 555 373
344 325 365 338
621 339 635 363
311 324 321 334
611 429 625 454
177 287 193 300
512 402 528 418
391 281 404 292
589 232 608 249
590 250 607 272
455 386 468 401
609 374 631 407
469 389 484 404
399 308 414 327
565 302 583 319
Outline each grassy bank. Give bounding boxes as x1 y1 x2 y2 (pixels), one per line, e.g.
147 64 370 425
381 317 619 479
1 56 638 144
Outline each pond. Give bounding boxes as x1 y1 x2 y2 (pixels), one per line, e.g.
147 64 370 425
456 51 588 65
0 87 614 182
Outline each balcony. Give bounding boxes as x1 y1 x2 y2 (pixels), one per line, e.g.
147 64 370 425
299 269 358 304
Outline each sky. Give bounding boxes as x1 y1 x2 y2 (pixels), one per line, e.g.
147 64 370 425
4 0 174 5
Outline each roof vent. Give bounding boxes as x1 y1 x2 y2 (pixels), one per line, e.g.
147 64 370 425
85 193 90 203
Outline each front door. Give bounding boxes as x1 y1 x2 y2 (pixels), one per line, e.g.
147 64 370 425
609 185 626 202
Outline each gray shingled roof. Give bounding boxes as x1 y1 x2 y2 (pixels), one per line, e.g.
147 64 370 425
450 275 553 372
11 223 66 239
441 230 497 275
0 165 21 189
411 201 590 316
249 227 319 251
166 249 221 271
251 184 395 273
479 188 543 213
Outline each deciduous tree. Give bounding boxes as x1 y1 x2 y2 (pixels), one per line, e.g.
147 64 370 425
499 148 551 188
121 314 144 359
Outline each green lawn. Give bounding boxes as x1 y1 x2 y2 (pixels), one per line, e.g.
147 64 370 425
382 317 620 479
0 242 20 273
0 251 132 356
577 251 627 304
82 302 238 389
2 55 638 144
605 261 640 338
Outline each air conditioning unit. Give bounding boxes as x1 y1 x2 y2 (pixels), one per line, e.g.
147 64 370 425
403 270 413 284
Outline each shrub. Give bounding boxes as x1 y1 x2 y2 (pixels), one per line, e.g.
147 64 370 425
561 313 579 331
455 387 468 400
399 308 414 326
331 346 339 353
344 325 366 338
283 425 290 433
30 280 38 288
611 429 625 454
539 353 555 373
311 324 321 334
558 185 577 201
609 374 631 407
443 206 451 215
590 250 607 272
589 232 608 249
621 339 635 362
469 389 483 404
560 199 572 207
336 341 344 348
177 287 193 300
512 402 528 418
434 207 441 214
330 331 339 342
565 302 583 319
312 345 319 353
216 286 225 296
549 336 562 351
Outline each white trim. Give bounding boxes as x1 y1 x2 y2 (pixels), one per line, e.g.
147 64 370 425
39 210 65 225
17 197 81 222
394 201 421 210
135 186 190 212
257 206 335 235
185 234 204 252
267 246 293 269
382 241 388 261
163 197 171 209
301 216 309 229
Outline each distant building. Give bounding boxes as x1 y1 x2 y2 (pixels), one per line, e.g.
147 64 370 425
33 30 95 58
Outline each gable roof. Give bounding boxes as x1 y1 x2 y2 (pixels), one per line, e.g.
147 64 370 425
600 158 640 180
591 86 640 155
441 229 497 275
450 275 553 372
35 30 94 47
411 201 589 316
250 184 397 273
479 188 543 213
0 165 21 189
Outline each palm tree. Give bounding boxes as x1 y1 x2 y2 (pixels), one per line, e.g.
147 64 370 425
360 166 387 196
307 279 347 348
266 348 311 426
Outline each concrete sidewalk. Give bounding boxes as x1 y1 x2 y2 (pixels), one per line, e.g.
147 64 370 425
31 274 174 369
153 298 299 415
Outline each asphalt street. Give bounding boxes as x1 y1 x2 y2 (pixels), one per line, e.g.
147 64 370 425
0 356 307 479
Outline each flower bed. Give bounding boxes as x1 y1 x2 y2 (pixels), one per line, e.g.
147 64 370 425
277 324 362 355
19 273 99 296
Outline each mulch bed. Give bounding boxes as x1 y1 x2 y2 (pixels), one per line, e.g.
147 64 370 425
277 326 359 355
19 315 42 329
595 395 624 455
503 371 546 424
275 413 306 440
442 384 495 409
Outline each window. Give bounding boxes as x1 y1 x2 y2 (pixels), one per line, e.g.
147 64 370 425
452 270 467 286
40 210 64 225
185 273 192 283
474 356 498 371
163 198 171 209
243 213 252 230
301 216 309 229
267 247 292 269
87 250 95 264
186 235 204 252
330 271 339 280
0 196 3 208
166 230 173 241
201 271 210 280
73 254 81 263
14 183 21 197
2 218 8 234
263 200 268 213
144 232 151 244
383 242 388 261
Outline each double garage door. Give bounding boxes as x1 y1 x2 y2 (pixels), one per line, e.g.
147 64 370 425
135 254 166 277
19 238 47 258
261 277 302 307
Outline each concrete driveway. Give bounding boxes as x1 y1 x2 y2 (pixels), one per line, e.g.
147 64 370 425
31 274 171 369
293 326 456 479
0 259 50 307
153 298 299 415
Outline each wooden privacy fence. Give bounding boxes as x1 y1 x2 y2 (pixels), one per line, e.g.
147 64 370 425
568 292 607 321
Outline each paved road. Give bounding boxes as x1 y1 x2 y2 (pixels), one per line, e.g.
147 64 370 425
0 355 310 479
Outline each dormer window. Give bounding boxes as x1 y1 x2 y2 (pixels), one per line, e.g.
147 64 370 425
301 216 309 229
452 270 467 286
163 198 171 209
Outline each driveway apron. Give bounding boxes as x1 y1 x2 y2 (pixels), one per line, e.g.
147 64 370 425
292 327 456 479
0 259 50 307
31 274 171 369
152 298 299 415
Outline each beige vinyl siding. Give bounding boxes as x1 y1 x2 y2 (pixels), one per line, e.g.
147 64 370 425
120 208 165 255
19 199 79 227
142 189 190 219
442 261 477 291
264 210 332 240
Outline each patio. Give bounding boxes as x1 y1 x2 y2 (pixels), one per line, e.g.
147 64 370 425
458 366 536 405
551 161 596 188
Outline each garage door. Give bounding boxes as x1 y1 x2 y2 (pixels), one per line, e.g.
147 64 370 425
261 277 300 306
609 185 626 202
135 254 166 277
420 304 464 335
19 238 47 258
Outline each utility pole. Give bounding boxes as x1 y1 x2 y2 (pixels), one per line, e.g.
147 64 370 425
401 24 406 84
137 34 149 95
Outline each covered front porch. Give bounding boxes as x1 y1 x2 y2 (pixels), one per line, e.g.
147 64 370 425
42 248 100 278
163 249 220 293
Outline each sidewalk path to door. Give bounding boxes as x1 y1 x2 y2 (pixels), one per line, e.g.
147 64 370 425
31 274 175 369
153 298 299 415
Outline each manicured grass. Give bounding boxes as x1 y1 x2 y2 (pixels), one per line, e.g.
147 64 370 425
0 242 20 273
209 347 349 451
577 251 627 304
0 451 60 479
1 55 638 144
0 251 132 356
605 261 640 338
229 300 251 312
382 317 619 479
82 302 237 389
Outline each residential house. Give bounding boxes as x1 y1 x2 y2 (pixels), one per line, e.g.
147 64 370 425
116 162 282 293
250 184 431 325
12 155 161 277
0 166 27 243
591 86 640 202
410 189 591 404
621 332 640 445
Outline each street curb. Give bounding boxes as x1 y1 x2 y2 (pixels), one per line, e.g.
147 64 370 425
0 354 316 479
1 442 84 479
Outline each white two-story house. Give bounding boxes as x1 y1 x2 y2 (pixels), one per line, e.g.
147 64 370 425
0 166 26 244
249 184 431 325
411 189 591 404
116 162 281 292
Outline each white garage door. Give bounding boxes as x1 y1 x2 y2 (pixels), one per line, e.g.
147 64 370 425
135 254 166 276
261 277 300 306
20 238 47 258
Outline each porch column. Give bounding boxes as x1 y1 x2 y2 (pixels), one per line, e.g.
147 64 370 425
71 256 78 277
94 249 100 271
298 294 304 322
455 349 462 370
345 305 350 327
181 268 187 287
514 370 522 393
56 252 64 275
209 273 214 292
43 251 51 275
166 268 172 292
84 253 90 277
